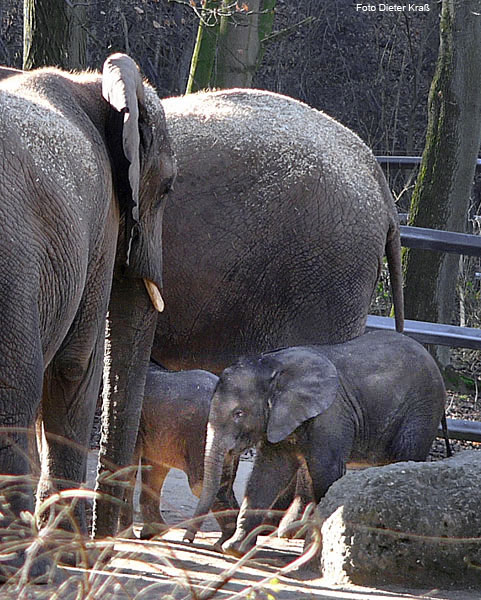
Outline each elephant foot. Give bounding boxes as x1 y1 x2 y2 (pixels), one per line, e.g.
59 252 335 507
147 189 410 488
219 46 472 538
57 544 102 570
138 522 169 540
221 541 245 558
183 527 197 543
117 523 136 539
221 535 255 558
278 512 304 539
212 529 235 553
278 498 312 539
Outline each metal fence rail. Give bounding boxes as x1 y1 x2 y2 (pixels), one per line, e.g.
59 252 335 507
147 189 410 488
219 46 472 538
367 212 481 443
401 226 481 257
377 156 481 167
366 315 481 350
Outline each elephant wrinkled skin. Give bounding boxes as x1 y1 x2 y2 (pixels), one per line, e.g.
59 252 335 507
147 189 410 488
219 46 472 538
186 331 446 557
155 88 404 374
0 55 175 576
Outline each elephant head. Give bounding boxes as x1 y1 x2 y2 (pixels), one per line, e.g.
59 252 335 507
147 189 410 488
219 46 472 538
101 53 175 302
185 348 339 541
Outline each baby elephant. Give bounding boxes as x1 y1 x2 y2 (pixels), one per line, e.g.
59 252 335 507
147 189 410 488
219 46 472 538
185 330 446 556
120 363 239 544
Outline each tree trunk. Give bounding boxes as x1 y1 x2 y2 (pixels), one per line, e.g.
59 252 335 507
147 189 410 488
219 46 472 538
186 0 276 92
402 0 481 366
23 0 86 70
185 0 220 93
216 0 261 88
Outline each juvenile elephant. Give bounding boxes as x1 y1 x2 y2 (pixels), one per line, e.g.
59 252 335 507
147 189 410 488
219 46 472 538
120 363 239 545
185 330 446 557
0 55 175 575
154 88 404 374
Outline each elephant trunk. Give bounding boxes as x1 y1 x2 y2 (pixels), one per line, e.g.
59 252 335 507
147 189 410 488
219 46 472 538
93 275 157 538
184 424 227 542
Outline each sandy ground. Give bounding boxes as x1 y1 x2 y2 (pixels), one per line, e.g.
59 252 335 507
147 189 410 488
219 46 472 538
5 451 481 600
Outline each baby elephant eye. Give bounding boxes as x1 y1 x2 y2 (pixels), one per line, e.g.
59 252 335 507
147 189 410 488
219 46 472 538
233 409 245 422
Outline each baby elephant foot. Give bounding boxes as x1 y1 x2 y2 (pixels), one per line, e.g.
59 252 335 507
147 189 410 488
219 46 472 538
279 499 317 540
277 497 308 539
213 528 236 553
183 527 197 543
138 522 169 540
221 534 255 558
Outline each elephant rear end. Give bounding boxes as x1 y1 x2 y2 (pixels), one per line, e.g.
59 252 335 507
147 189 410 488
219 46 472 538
330 331 447 464
157 89 403 373
139 366 216 482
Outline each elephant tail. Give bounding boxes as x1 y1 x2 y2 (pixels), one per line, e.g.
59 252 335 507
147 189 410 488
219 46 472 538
386 222 405 333
440 411 453 457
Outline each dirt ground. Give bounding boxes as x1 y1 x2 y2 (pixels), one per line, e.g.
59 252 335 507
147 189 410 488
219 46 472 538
7 451 481 600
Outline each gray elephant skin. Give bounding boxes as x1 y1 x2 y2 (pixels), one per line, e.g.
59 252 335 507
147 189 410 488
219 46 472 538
154 88 404 375
186 330 446 557
0 55 175 575
120 363 238 545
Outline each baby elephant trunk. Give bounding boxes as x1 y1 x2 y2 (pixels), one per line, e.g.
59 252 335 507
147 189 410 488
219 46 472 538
183 424 226 542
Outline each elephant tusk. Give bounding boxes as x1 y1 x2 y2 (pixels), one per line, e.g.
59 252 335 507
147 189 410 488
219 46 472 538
143 279 165 312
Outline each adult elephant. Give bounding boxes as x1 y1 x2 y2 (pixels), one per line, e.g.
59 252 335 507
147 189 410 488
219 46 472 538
0 55 175 575
153 89 403 375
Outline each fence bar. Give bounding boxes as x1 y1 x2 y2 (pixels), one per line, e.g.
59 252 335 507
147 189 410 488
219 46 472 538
366 315 481 350
376 156 421 166
376 156 481 167
438 419 481 443
401 226 481 256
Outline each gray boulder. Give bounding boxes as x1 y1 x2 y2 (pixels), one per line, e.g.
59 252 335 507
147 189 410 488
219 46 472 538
313 450 481 588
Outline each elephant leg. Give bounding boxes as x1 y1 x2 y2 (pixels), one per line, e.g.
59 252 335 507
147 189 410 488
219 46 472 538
38 251 113 538
138 458 169 539
305 447 346 504
38 329 104 534
118 444 140 537
118 468 136 536
0 326 47 581
0 373 41 520
387 415 439 462
278 461 315 539
222 443 299 557
37 337 103 533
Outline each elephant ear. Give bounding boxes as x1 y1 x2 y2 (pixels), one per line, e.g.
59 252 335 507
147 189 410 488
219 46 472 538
102 53 145 263
265 348 340 444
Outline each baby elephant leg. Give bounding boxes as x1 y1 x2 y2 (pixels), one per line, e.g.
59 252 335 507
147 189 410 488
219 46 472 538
278 461 315 539
138 459 170 539
388 412 442 462
222 443 300 557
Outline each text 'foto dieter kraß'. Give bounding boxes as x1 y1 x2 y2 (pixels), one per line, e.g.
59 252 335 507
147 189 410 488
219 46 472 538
355 3 430 12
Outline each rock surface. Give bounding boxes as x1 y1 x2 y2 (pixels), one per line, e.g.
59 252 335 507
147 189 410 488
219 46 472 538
314 451 481 588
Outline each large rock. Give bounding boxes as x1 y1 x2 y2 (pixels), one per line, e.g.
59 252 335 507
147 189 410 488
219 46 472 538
314 451 481 588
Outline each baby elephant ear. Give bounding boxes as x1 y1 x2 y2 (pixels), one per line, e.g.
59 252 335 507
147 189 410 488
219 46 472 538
102 53 145 259
266 348 339 444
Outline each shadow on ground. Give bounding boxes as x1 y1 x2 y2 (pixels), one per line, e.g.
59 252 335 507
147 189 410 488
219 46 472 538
3 451 481 599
